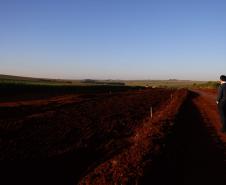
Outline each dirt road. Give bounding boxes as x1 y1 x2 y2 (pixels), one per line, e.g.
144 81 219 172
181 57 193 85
192 89 226 141
141 89 226 185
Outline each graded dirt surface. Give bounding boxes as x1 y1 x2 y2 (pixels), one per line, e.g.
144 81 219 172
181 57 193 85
1 88 226 185
0 88 176 185
141 89 226 185
79 89 188 185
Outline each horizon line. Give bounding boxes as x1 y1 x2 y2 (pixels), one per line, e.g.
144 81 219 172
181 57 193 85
0 73 213 82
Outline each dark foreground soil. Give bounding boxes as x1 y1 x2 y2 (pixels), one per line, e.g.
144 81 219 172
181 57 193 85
1 89 226 185
141 90 226 185
0 88 174 185
78 89 188 184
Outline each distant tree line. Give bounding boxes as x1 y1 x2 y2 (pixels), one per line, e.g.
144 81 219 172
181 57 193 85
81 79 125 86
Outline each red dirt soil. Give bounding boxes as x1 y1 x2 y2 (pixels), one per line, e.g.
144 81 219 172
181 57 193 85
2 88 226 185
140 89 226 185
0 88 176 185
192 89 226 163
78 89 188 185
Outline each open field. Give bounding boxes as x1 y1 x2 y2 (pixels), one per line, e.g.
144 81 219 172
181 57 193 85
1 75 226 185
125 79 206 88
1 87 176 184
1 0 225 184
0 74 216 88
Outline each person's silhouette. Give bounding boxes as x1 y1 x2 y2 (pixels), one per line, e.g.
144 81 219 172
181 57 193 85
216 75 226 133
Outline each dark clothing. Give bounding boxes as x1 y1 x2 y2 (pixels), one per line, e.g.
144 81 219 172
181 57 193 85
218 101 226 130
217 83 226 102
217 83 226 130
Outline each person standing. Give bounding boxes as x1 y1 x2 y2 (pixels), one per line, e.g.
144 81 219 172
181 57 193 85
216 75 226 133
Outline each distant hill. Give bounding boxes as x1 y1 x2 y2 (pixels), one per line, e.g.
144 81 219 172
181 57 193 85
0 74 77 85
0 74 125 86
1 74 62 81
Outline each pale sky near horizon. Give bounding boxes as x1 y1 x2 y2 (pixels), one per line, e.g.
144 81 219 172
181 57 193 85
0 0 226 80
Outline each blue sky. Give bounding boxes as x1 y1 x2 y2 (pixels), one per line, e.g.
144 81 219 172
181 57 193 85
0 0 226 80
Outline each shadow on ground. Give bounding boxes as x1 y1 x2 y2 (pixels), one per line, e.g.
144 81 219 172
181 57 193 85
141 91 226 185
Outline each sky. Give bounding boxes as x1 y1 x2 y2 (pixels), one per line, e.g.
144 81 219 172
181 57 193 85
0 0 226 80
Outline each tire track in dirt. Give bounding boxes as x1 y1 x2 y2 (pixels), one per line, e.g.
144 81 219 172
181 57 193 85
141 90 226 185
192 89 226 144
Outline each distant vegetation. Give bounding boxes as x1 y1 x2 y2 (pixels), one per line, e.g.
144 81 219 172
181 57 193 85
0 74 218 91
81 79 125 86
0 74 126 86
0 83 142 96
125 80 206 88
192 81 219 89
0 75 142 98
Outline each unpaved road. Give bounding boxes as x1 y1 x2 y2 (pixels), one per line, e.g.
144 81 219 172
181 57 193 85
192 89 226 141
141 89 226 185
